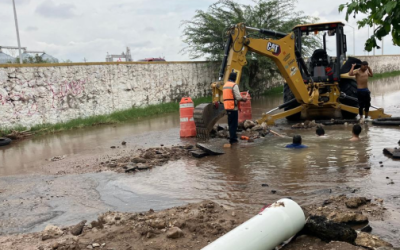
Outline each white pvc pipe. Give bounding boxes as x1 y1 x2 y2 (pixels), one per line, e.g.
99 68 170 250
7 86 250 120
201 198 305 250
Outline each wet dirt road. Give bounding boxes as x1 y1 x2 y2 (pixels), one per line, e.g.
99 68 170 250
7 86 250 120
1 76 400 245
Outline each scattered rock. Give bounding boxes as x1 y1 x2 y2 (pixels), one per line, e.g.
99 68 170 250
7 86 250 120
42 225 64 241
303 215 357 243
184 144 194 150
261 184 269 187
355 232 393 248
244 120 256 129
110 146 116 149
217 130 229 138
322 199 332 206
108 162 117 168
251 125 263 131
49 155 66 162
166 227 184 239
125 165 137 173
327 211 368 224
292 120 319 129
271 190 277 194
150 219 166 229
92 243 100 247
361 224 373 233
137 163 149 170
132 157 147 163
70 220 86 236
191 150 208 158
345 197 368 209
121 141 127 145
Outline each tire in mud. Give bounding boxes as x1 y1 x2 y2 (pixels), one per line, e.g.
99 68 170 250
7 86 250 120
0 137 11 147
338 78 358 119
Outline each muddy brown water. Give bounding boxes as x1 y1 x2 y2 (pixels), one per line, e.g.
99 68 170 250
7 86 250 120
1 76 400 246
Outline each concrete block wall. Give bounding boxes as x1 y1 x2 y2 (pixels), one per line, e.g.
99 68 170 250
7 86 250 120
0 62 217 128
356 55 400 74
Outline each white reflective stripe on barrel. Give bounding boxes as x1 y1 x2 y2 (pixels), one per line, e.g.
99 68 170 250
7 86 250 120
180 103 194 108
180 117 194 122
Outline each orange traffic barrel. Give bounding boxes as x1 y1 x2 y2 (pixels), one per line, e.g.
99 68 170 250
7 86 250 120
239 92 252 123
180 97 196 138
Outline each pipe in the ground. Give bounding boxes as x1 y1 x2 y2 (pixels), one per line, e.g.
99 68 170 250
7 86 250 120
201 198 306 250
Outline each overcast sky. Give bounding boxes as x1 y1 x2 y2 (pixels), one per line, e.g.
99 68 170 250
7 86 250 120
0 0 398 62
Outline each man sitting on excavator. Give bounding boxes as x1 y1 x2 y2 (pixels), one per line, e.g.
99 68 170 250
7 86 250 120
223 72 247 144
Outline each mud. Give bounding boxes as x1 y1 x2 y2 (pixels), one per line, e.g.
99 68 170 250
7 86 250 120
0 196 394 250
0 201 252 250
1 76 400 248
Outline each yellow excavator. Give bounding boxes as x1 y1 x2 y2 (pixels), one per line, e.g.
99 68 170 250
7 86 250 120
194 22 391 139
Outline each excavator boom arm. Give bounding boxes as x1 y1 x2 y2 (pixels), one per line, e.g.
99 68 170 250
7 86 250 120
214 23 310 104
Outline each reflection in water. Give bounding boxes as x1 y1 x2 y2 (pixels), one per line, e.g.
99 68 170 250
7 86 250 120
0 75 399 245
0 113 182 176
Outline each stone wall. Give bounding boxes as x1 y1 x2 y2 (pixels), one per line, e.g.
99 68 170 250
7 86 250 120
355 55 400 74
0 62 217 128
1 55 399 128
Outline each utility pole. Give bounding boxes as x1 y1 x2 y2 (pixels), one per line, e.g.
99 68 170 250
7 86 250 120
382 37 384 55
12 0 23 64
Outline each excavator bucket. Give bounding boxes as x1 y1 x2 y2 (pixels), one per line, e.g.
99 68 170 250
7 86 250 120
194 102 226 140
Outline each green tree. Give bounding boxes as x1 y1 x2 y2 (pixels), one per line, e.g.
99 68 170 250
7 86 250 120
339 0 400 51
181 0 319 91
14 54 52 64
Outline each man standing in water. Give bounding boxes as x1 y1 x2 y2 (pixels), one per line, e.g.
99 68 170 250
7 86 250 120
223 72 247 144
349 61 373 122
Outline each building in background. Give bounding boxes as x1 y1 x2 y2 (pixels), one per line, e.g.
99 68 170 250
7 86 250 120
106 47 132 62
0 46 59 63
0 51 16 64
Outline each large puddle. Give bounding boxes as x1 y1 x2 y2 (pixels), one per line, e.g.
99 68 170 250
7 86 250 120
1 76 400 245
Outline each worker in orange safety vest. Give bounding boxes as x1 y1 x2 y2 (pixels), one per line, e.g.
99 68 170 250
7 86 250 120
223 72 248 144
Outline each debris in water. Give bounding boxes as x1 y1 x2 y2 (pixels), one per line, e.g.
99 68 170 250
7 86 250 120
48 155 66 162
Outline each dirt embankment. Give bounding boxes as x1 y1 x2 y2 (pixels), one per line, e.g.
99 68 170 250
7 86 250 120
0 201 251 250
0 196 395 250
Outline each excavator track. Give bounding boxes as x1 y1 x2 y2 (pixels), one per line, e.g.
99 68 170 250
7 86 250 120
194 103 226 140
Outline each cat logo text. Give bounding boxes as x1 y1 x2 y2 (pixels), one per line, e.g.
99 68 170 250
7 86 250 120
267 42 281 56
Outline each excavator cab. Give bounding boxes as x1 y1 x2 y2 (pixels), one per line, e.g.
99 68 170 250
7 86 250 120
293 22 347 83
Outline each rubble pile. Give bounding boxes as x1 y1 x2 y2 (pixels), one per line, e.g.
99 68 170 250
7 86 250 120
102 145 195 173
210 120 271 140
